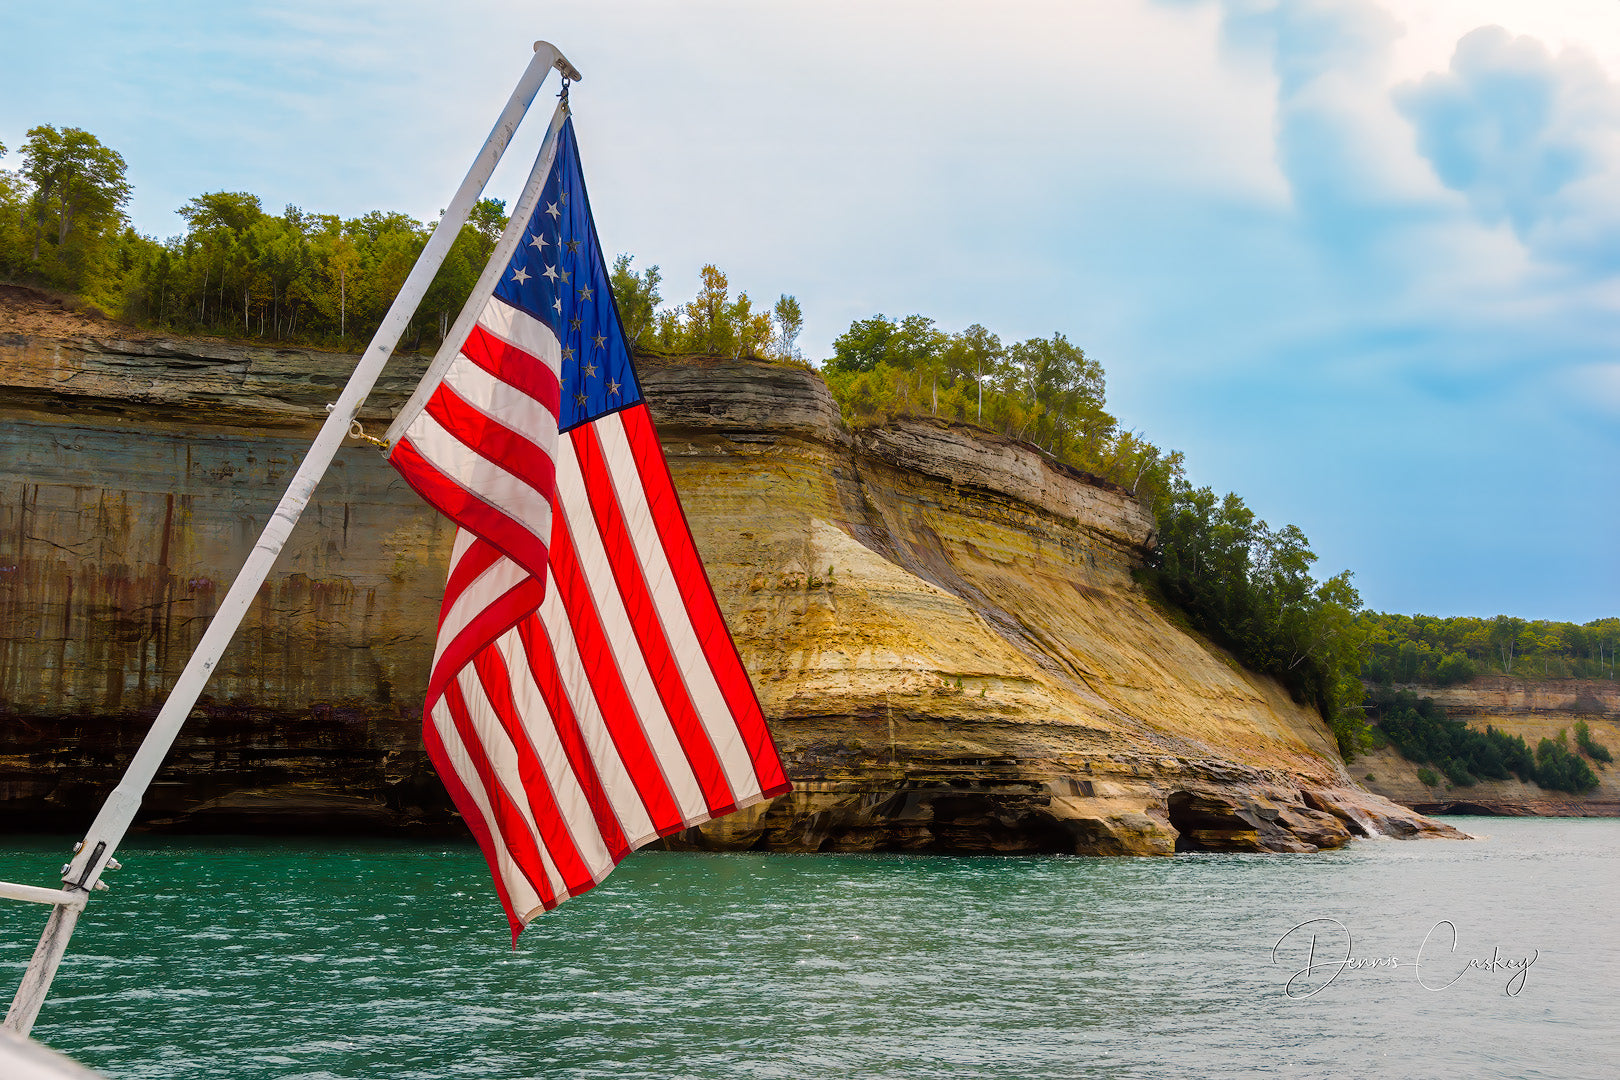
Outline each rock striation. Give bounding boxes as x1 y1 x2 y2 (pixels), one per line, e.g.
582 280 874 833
0 330 1460 852
1359 678 1620 816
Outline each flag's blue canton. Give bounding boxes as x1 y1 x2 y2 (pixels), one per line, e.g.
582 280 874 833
492 116 641 432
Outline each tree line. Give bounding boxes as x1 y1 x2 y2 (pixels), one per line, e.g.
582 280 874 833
0 125 134 309
1141 485 1368 755
1360 612 1620 685
0 125 806 358
608 258 804 364
0 125 496 347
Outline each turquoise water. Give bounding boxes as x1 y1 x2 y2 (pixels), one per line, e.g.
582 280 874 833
0 818 1615 1079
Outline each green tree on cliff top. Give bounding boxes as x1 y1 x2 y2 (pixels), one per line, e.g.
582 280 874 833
3 126 132 297
609 254 662 350
773 293 803 363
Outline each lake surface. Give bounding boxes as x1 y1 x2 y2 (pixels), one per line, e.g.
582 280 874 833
1 818 1615 1079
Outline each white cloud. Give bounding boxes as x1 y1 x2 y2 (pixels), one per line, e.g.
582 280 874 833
1396 25 1620 272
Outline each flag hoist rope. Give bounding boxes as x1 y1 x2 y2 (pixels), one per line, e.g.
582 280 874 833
1 41 582 1039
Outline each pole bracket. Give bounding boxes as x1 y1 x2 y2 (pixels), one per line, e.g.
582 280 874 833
536 41 583 82
64 842 105 892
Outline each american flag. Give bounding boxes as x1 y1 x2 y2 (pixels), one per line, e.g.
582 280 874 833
388 115 791 937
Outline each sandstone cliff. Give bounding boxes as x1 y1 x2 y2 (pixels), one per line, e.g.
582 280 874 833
0 327 1458 853
1359 678 1620 816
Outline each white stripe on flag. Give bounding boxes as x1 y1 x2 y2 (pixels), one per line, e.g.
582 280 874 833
478 295 562 375
456 666 568 902
432 550 530 670
448 527 478 567
494 628 618 882
443 353 559 445
403 410 554 547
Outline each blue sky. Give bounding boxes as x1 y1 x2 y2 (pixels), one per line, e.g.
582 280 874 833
3 1 1616 621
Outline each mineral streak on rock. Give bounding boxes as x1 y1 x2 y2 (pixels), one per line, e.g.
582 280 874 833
0 331 1458 851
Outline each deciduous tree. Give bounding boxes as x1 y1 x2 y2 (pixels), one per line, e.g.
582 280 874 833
772 293 803 362
682 264 734 356
17 125 131 288
609 253 661 350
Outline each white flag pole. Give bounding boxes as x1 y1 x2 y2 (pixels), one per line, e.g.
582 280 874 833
2 41 582 1038
385 92 570 447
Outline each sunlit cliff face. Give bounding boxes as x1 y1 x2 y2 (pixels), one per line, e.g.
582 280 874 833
635 356 1455 853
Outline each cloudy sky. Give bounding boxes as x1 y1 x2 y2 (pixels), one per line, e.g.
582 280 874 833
4 1 1617 621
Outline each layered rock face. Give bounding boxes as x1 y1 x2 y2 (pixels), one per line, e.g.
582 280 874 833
1359 678 1620 816
0 331 1457 852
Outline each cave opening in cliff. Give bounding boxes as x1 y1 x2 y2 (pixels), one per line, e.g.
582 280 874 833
1167 791 1207 852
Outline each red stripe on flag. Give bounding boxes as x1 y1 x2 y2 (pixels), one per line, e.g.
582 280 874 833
516 614 632 862
440 537 504 631
618 405 791 797
425 382 557 506
471 646 596 896
390 434 552 585
461 322 561 415
426 574 545 712
547 511 688 835
422 716 523 942
571 423 736 815
444 679 559 912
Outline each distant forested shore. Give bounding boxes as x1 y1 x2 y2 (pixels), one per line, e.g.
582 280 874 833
4 122 1612 762
1361 613 1619 686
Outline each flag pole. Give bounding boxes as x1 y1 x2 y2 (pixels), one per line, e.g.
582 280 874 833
385 88 571 448
2 41 582 1038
